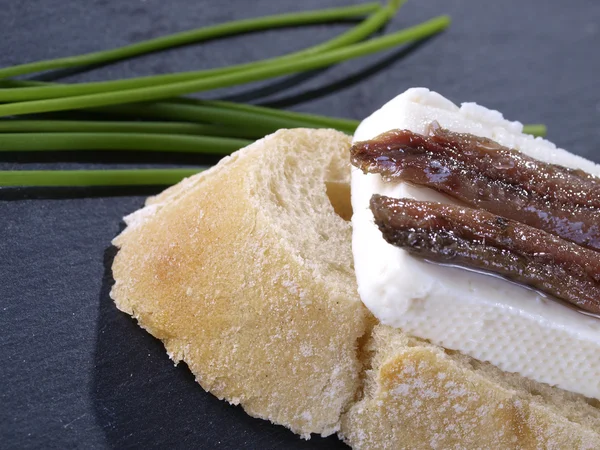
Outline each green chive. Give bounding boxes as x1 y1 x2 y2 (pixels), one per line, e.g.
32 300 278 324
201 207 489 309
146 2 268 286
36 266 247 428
0 133 250 153
0 119 254 138
0 169 202 186
522 124 547 138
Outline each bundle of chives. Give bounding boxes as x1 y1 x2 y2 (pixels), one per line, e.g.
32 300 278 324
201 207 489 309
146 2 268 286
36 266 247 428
0 2 398 102
0 4 385 186
0 1 545 188
0 16 450 116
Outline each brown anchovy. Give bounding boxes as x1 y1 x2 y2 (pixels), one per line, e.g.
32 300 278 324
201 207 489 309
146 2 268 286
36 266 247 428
432 125 600 207
351 126 600 251
370 194 600 315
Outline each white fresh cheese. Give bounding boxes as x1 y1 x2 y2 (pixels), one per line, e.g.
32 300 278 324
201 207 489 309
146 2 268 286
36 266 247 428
351 87 600 400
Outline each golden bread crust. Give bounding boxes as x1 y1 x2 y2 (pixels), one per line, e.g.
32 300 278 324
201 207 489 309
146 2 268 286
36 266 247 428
341 325 600 449
111 129 371 437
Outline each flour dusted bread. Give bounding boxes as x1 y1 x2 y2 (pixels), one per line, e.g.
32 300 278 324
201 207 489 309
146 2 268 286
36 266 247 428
111 128 371 437
341 326 600 449
111 128 600 447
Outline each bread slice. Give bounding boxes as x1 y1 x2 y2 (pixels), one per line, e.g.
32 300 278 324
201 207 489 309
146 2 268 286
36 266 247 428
341 325 600 449
111 128 600 447
111 128 372 437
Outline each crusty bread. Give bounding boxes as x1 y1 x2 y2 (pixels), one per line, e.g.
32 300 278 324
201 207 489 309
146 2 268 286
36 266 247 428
341 326 600 449
111 128 600 447
111 128 372 437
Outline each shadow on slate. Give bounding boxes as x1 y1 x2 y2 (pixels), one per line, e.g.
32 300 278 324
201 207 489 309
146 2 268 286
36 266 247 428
29 63 115 82
217 36 432 108
217 67 333 104
261 37 434 109
217 20 391 105
92 246 350 449
27 17 366 84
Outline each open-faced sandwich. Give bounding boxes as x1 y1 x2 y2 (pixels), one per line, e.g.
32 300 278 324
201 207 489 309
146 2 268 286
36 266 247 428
110 88 600 448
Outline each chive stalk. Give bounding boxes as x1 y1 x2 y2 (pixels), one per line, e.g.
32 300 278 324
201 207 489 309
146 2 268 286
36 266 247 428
0 16 451 117
0 133 250 153
0 3 380 80
0 120 254 138
521 124 546 138
0 169 202 186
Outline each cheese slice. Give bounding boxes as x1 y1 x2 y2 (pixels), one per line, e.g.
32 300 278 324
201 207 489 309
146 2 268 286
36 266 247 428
351 87 600 400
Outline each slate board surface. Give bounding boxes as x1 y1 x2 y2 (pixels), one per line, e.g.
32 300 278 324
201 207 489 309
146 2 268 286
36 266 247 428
1 0 599 448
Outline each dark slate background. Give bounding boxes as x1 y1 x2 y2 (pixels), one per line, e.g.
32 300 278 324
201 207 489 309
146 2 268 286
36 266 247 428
1 0 599 448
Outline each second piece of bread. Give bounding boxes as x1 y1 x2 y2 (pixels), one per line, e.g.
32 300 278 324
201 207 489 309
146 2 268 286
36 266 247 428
341 325 600 449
